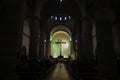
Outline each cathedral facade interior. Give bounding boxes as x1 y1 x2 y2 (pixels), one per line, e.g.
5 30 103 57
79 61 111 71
0 0 120 80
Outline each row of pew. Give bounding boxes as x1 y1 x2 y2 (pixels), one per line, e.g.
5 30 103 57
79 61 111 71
16 59 57 80
65 60 97 80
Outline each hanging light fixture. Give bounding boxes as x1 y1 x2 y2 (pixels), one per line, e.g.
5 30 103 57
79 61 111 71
60 17 62 21
60 0 62 2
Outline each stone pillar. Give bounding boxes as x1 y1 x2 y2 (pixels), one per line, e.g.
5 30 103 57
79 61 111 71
75 22 82 60
71 33 76 59
77 0 93 63
43 32 47 58
119 24 120 49
46 33 50 59
82 17 93 63
29 0 42 61
118 23 120 56
77 33 82 61
95 12 118 79
74 35 78 59
119 24 120 46
49 41 52 58
0 0 26 79
39 32 45 60
47 40 51 59
112 23 120 59
29 17 39 61
70 41 73 58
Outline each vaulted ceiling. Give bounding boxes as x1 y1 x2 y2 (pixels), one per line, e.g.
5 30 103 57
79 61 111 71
41 0 81 21
26 0 120 24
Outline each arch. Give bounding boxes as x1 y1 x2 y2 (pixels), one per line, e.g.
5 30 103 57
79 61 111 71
94 8 116 22
50 25 72 41
49 25 74 59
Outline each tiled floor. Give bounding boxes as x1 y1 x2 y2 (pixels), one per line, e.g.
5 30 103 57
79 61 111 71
48 63 74 80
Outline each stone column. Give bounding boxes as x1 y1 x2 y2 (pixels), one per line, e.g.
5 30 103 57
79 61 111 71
71 33 76 59
112 22 120 59
119 24 120 46
118 23 120 57
74 35 78 59
75 22 82 60
39 32 45 60
70 41 73 58
0 0 26 79
77 33 82 61
82 17 93 63
77 0 93 63
95 14 118 80
43 32 47 58
29 17 39 61
47 40 51 59
119 24 120 49
46 33 50 59
29 0 43 61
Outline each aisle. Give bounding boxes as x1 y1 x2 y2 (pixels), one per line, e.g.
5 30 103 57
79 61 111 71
48 63 74 80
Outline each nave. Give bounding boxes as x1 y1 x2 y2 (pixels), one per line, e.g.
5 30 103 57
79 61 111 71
47 63 74 80
17 60 74 80
17 59 97 80
17 61 75 80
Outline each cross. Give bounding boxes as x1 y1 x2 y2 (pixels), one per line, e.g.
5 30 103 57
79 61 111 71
55 39 66 56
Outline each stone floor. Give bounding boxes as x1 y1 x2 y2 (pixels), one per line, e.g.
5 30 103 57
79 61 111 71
47 63 74 80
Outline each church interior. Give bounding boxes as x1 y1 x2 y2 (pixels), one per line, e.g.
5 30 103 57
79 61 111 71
0 0 120 80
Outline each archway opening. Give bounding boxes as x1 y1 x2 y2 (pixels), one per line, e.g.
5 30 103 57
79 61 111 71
50 26 73 59
51 31 70 58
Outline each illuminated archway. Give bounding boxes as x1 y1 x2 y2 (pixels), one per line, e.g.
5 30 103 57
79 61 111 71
50 26 72 58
